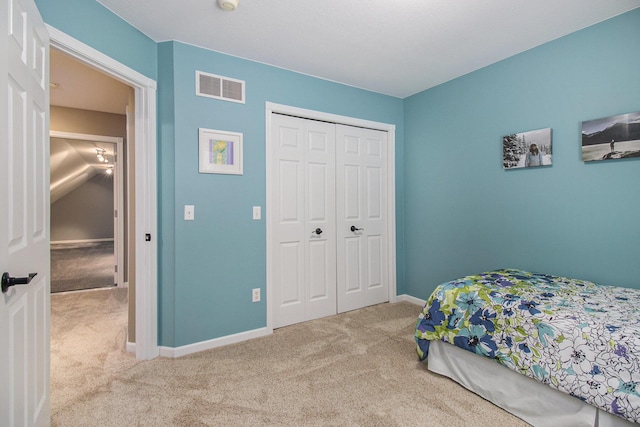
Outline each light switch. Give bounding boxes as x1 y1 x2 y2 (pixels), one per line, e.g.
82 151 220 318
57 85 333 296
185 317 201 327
253 206 261 220
184 205 195 221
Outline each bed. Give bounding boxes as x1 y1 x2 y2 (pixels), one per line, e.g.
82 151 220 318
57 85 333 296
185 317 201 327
415 269 640 426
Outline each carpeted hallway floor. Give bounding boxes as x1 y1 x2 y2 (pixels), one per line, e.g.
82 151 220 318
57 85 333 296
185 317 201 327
50 241 115 293
50 290 529 426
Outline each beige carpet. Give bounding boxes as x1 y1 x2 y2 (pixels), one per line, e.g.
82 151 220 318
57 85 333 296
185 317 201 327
51 289 529 426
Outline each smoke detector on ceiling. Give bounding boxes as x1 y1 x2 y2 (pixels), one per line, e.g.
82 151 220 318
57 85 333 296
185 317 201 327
218 0 239 11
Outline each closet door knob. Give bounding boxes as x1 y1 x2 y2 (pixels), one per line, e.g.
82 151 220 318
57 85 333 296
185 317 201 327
312 228 323 235
350 226 364 232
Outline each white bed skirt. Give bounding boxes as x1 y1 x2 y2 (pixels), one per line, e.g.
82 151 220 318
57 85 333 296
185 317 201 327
428 340 636 427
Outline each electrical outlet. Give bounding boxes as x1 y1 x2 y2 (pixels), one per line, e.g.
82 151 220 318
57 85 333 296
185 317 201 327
184 205 195 221
252 288 261 302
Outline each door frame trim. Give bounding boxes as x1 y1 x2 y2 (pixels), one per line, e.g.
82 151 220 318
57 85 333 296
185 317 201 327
49 26 159 360
265 102 397 331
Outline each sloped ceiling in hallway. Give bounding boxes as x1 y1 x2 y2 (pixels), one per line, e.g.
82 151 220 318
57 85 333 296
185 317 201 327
50 137 116 204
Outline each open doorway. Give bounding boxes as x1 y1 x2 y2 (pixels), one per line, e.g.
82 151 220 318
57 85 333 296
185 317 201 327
48 45 139 411
50 132 125 293
49 47 131 292
49 48 132 299
49 26 159 360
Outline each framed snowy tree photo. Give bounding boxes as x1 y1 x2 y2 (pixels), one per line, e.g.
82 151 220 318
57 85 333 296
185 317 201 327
503 128 552 169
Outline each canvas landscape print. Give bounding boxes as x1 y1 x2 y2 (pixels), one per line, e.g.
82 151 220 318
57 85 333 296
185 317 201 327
503 128 552 169
581 112 640 162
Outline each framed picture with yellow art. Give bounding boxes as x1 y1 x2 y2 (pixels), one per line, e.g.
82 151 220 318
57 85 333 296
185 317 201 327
198 128 243 175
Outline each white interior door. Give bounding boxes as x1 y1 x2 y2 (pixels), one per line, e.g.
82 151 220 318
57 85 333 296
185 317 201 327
0 0 50 425
336 124 388 313
271 114 336 328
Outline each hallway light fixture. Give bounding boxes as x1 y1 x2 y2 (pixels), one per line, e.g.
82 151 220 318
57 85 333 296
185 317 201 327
106 165 114 175
96 148 109 163
218 0 239 11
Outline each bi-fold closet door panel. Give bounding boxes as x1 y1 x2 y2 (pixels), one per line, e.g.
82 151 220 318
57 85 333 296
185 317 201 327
271 114 389 329
271 114 336 328
335 125 388 313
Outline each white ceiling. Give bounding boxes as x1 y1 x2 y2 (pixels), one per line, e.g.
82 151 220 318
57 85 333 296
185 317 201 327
96 0 640 98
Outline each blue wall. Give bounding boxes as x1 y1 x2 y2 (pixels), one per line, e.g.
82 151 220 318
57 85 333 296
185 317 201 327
36 0 157 80
158 42 404 347
403 9 640 299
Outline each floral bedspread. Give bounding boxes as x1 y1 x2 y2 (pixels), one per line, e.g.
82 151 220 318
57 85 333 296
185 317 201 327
415 269 640 423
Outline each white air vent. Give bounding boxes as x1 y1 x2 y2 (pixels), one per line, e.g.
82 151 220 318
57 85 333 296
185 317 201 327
196 70 245 104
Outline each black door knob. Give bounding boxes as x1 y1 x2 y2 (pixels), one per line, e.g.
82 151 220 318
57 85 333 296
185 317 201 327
2 272 37 293
350 226 364 232
313 228 323 235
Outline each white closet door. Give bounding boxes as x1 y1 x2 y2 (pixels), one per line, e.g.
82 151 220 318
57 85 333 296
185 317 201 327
271 114 336 328
336 124 388 313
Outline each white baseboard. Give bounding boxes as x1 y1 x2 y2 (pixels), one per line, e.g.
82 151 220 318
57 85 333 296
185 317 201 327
395 294 426 306
142 297 426 359
159 327 272 358
132 301 426 359
51 238 114 244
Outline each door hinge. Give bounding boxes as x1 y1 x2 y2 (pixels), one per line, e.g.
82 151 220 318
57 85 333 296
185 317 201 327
115 265 118 273
114 209 117 218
